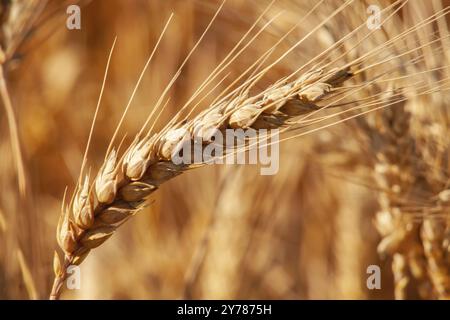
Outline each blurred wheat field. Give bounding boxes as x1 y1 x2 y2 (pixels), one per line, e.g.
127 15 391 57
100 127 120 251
0 0 449 299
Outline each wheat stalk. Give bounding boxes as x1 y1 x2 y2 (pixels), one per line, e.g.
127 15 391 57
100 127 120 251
49 65 353 299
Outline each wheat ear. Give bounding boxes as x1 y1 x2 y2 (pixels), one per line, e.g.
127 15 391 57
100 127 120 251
367 91 432 299
49 66 353 299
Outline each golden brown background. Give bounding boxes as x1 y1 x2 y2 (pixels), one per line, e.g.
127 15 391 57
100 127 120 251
1 0 448 299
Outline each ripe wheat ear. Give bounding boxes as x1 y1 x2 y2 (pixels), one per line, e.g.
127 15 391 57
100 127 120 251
50 64 353 299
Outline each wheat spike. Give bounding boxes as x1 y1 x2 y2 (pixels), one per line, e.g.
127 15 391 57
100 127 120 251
49 65 353 299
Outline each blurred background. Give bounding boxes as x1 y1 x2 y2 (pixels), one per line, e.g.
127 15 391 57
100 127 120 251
0 0 448 299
